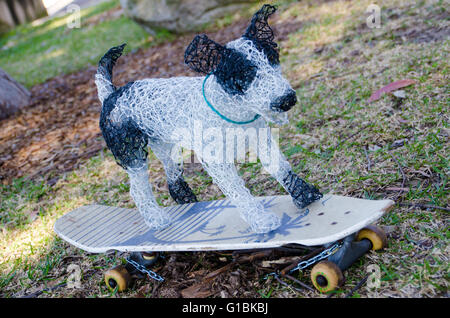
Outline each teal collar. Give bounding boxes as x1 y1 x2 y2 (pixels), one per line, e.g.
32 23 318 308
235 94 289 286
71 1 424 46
202 74 260 125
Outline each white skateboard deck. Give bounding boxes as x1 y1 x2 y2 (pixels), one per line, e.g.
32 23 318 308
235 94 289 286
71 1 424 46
54 195 394 253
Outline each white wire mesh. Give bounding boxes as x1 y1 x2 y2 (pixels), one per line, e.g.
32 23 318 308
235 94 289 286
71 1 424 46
95 24 314 233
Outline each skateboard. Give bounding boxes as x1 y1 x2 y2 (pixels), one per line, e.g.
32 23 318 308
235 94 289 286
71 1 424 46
54 194 394 293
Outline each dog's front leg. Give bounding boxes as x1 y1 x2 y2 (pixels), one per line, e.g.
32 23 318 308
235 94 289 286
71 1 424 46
127 165 171 230
149 140 197 204
202 162 281 233
259 131 323 209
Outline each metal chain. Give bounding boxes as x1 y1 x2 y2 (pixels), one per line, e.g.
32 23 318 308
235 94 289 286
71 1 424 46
289 242 342 274
126 257 165 282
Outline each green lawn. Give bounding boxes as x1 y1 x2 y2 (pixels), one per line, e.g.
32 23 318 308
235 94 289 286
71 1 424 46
0 0 154 88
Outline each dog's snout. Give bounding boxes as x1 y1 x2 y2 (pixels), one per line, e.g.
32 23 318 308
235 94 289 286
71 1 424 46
270 90 297 112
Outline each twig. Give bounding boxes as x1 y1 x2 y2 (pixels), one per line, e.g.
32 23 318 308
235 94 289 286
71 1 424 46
272 274 303 294
68 145 104 160
151 280 163 296
336 123 372 149
363 146 372 171
21 282 67 298
388 152 406 189
281 247 326 275
398 202 450 212
282 273 316 292
21 269 97 298
385 187 409 191
181 263 234 298
234 249 273 264
388 151 407 201
345 274 369 298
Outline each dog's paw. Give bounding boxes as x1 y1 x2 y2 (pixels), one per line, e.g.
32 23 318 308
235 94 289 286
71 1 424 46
243 210 281 234
292 183 323 209
168 177 198 204
283 171 323 209
142 209 171 230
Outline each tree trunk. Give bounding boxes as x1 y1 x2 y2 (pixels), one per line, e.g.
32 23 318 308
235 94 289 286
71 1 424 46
0 0 47 33
0 67 31 120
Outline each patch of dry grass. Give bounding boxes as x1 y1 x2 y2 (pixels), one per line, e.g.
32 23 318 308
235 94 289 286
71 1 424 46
273 0 449 298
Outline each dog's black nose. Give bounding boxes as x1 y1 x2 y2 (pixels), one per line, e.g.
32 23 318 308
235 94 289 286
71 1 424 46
270 90 297 112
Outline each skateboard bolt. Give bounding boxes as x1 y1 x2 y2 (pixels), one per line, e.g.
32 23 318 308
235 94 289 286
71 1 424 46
108 278 117 289
316 275 328 287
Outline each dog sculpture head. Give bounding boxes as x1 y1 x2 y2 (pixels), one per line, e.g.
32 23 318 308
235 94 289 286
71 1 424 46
184 4 296 124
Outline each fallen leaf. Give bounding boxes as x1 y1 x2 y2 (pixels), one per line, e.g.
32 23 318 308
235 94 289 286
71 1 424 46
368 79 416 102
385 187 409 191
368 145 381 152
181 282 215 298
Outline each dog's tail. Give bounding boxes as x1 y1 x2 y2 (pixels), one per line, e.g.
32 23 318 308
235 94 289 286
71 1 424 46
95 43 126 104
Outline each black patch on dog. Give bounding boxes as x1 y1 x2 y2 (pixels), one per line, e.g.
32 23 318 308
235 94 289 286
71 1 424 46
282 171 323 209
100 81 134 118
184 34 224 75
243 4 279 65
184 34 257 95
100 81 153 169
168 176 198 204
214 49 257 95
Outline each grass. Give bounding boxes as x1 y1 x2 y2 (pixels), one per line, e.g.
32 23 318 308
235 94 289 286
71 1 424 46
0 0 167 88
0 0 449 297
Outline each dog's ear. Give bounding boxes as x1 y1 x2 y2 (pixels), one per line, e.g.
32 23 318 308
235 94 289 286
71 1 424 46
243 4 279 65
185 34 257 95
184 34 226 74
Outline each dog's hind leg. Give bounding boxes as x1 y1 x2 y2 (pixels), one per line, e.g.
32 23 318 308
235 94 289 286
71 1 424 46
201 161 280 233
127 164 171 229
149 140 197 204
100 115 171 230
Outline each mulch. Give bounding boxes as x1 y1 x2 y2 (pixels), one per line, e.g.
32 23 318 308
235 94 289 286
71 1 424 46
0 16 302 185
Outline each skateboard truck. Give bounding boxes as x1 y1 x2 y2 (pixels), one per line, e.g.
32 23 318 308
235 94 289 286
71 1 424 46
126 252 164 282
327 234 372 270
287 225 387 293
104 252 163 292
104 225 387 293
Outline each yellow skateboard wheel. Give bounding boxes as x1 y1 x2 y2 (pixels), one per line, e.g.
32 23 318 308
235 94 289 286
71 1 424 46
104 265 131 292
356 225 387 251
310 261 344 293
142 252 158 261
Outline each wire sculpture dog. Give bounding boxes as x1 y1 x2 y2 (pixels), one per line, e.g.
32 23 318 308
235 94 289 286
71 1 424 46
95 5 322 234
